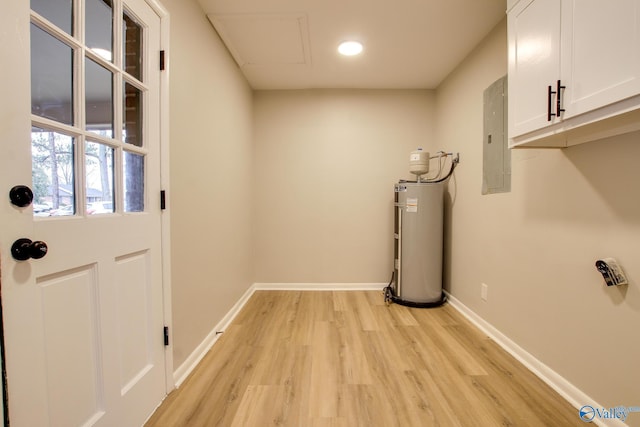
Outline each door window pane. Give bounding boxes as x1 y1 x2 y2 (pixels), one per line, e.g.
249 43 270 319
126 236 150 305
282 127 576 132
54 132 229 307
30 1 152 220
123 82 143 146
86 57 114 137
31 127 75 217
123 152 144 212
85 142 114 214
123 10 142 80
86 0 113 62
31 0 73 35
31 24 74 125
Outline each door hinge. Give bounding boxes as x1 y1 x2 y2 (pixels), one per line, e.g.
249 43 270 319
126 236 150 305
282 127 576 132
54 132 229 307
164 326 169 346
160 190 166 210
160 50 165 71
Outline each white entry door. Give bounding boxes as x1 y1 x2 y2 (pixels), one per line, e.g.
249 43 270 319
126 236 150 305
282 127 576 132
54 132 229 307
0 0 167 425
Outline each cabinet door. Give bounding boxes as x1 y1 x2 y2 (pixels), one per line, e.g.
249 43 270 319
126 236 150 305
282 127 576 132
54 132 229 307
561 0 640 118
508 0 562 138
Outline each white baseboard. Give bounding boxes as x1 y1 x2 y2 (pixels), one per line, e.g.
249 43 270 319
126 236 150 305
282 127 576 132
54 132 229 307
444 292 625 427
172 284 257 387
253 282 387 291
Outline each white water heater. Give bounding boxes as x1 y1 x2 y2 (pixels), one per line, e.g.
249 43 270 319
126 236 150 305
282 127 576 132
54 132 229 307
391 181 445 307
384 150 458 307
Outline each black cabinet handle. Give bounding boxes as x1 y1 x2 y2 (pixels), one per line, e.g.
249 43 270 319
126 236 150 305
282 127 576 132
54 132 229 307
547 85 557 121
556 80 566 117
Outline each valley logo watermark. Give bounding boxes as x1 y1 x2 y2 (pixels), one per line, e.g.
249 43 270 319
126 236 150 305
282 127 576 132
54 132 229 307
579 405 640 423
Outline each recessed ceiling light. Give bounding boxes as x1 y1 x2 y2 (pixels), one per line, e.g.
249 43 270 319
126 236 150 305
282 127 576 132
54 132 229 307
338 41 363 56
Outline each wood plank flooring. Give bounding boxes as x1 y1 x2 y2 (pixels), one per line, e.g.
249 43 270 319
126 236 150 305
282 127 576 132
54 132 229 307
146 291 582 426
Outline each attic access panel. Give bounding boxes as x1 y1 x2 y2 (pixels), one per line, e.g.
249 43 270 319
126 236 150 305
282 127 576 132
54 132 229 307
208 13 311 67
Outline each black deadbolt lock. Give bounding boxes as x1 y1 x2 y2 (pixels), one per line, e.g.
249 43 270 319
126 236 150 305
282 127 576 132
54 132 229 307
11 238 48 261
9 185 34 208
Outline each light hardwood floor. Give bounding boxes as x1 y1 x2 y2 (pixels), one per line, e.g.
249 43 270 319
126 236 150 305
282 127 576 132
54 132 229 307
146 291 582 426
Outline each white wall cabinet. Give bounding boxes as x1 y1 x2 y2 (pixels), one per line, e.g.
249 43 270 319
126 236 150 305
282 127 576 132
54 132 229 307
508 0 562 138
508 0 640 147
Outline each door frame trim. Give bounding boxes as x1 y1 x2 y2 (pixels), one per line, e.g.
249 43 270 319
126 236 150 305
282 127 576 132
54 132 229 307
145 0 175 394
0 258 8 426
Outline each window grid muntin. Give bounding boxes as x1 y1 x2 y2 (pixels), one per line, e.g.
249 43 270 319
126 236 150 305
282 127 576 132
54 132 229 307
30 0 147 217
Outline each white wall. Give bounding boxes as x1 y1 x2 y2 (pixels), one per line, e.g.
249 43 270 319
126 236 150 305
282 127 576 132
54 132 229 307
163 0 254 369
436 19 640 411
252 90 435 283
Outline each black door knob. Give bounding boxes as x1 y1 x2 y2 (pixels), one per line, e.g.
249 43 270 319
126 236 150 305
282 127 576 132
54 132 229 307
11 238 48 261
9 185 34 208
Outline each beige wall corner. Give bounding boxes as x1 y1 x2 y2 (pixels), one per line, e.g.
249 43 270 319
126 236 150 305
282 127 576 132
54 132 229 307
164 0 254 370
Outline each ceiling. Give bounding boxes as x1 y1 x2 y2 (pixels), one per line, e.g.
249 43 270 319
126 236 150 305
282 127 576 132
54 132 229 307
198 0 506 90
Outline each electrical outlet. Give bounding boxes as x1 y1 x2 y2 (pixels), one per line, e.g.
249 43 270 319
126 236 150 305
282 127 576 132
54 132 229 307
481 283 488 301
